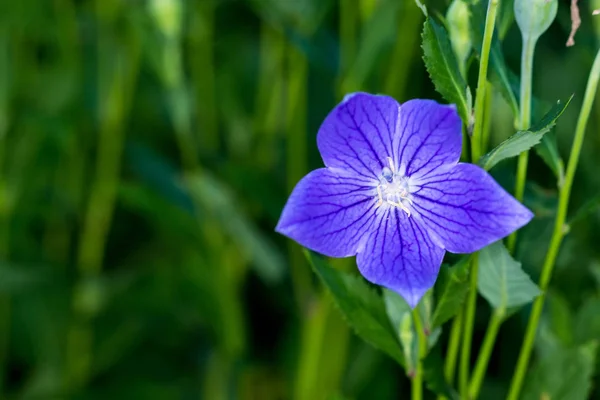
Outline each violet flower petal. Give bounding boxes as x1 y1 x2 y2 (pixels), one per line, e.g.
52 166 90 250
317 93 400 180
411 163 534 254
275 168 378 257
396 99 462 179
356 208 446 308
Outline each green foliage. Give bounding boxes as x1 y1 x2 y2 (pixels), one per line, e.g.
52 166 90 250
431 258 471 328
422 17 471 122
383 289 416 371
422 345 460 400
479 96 572 171
342 0 403 92
446 0 472 76
186 173 285 284
1 0 599 398
574 297 600 344
468 0 519 117
477 242 540 310
536 132 565 183
305 251 405 366
497 0 516 39
568 192 600 227
522 341 597 400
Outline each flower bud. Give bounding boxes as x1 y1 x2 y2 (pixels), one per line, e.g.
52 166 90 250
446 0 471 76
514 0 558 41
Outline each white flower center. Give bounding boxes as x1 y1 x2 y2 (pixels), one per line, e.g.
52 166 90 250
376 157 413 216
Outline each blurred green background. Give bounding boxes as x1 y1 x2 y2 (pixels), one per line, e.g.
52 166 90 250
1 0 600 398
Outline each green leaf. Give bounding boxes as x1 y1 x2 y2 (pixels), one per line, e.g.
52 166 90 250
478 96 572 171
477 241 540 310
431 257 471 328
305 251 405 366
573 297 600 344
545 290 574 346
421 17 470 122
568 192 600 227
497 0 515 39
186 173 285 284
535 132 565 183
342 0 402 92
423 345 460 400
383 289 411 331
522 341 597 400
468 0 519 117
591 264 600 291
383 289 416 372
0 262 49 294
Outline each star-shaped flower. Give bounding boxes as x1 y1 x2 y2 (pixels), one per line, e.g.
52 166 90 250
276 93 533 307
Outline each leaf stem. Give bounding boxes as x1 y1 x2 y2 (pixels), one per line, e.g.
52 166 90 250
508 34 536 252
471 0 499 162
461 1 499 395
459 0 500 398
506 47 600 400
468 308 504 399
412 307 427 400
437 310 463 400
459 255 478 397
444 310 463 383
482 81 494 154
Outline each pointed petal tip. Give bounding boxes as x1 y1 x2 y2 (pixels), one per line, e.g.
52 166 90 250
392 286 427 309
404 292 422 309
273 168 376 258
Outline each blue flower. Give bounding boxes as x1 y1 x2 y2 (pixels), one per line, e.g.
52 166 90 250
276 93 533 307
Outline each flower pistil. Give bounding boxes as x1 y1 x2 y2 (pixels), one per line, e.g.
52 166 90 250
376 157 413 216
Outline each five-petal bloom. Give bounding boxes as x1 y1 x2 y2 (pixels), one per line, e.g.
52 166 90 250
276 93 533 307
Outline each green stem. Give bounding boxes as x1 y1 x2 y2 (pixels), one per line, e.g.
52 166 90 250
0 28 10 397
294 287 350 400
286 44 311 312
190 0 217 153
508 34 536 253
339 0 357 80
460 2 499 395
459 255 478 397
468 309 504 399
471 0 500 162
482 81 494 154
437 310 463 400
507 47 600 400
66 17 140 391
412 307 427 400
383 1 423 98
444 310 463 385
255 23 285 169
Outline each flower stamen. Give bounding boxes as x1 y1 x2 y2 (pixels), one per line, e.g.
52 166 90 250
376 157 413 216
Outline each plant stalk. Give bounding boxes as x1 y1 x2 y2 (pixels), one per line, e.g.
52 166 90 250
461 2 499 395
468 309 504 399
471 0 500 162
508 34 536 253
459 255 479 396
506 47 600 400
412 307 427 400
